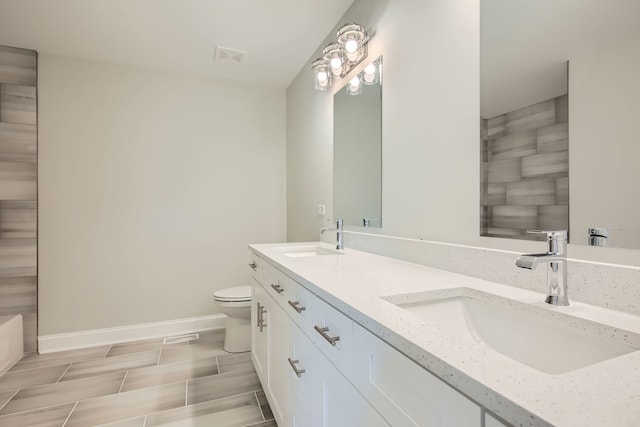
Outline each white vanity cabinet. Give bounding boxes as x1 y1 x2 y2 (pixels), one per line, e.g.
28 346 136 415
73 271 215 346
354 324 481 426
250 251 482 427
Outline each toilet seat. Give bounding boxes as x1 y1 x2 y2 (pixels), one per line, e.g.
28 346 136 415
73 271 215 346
214 285 251 302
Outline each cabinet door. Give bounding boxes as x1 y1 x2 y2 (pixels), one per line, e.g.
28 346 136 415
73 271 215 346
354 325 481 427
289 391 313 427
288 323 315 419
267 295 290 426
251 279 269 383
313 350 389 427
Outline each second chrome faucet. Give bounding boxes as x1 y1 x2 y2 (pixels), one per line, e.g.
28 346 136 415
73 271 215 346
320 219 344 251
516 230 569 306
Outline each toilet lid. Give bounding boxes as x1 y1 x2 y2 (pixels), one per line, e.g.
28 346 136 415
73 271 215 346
214 285 251 302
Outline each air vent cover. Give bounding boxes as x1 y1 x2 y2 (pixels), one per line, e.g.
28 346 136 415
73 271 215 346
214 46 246 64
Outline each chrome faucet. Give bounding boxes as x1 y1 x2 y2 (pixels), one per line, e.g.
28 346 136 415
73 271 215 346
320 219 344 251
515 230 569 306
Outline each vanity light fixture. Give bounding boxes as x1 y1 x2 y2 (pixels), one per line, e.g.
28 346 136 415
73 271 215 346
312 23 370 91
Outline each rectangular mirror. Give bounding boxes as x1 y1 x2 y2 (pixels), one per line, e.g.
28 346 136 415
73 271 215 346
333 56 382 228
480 0 640 249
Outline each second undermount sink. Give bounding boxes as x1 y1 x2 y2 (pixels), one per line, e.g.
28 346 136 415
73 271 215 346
384 289 639 375
273 244 341 258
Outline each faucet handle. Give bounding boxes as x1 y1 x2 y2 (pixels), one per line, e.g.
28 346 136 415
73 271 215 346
527 230 567 254
527 230 567 241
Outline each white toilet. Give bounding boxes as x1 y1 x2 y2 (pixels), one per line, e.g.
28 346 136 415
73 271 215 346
214 285 252 353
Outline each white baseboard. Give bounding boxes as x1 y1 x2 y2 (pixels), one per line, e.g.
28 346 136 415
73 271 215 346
38 314 227 354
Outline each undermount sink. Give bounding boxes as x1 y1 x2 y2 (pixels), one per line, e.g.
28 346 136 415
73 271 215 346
384 289 639 375
273 244 341 258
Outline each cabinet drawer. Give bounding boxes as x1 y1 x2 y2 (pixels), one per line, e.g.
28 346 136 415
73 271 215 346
354 324 481 427
308 296 354 382
248 252 262 283
262 262 289 301
284 279 315 331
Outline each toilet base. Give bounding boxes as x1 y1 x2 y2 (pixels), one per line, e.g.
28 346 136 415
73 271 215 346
223 316 251 353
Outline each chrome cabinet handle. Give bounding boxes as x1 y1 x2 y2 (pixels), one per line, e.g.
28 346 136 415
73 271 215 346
270 283 284 294
314 325 340 346
249 262 257 270
287 300 306 313
257 303 267 332
256 302 262 327
287 358 306 377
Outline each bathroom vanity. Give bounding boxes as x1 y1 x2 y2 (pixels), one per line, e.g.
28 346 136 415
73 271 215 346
248 242 640 427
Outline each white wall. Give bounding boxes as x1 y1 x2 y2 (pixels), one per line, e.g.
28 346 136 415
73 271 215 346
38 54 286 335
287 0 640 266
288 0 481 243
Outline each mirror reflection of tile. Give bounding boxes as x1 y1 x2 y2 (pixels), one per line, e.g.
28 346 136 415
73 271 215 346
481 95 569 241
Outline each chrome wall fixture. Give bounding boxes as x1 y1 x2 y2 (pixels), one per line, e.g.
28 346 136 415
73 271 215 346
312 23 370 91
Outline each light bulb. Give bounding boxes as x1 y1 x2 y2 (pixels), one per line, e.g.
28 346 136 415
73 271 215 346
345 39 358 53
364 63 376 75
330 56 342 70
349 76 361 88
317 71 328 83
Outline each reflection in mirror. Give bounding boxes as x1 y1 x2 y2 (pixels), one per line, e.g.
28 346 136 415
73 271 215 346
480 0 640 249
334 56 382 227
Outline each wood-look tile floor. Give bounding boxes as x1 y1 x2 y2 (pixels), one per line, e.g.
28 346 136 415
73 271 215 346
0 329 276 427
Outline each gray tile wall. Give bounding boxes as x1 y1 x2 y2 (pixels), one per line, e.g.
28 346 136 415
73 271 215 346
481 95 569 241
0 45 38 353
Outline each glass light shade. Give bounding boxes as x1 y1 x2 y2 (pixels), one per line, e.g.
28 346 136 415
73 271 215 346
346 75 362 96
337 23 368 63
363 62 378 85
312 59 332 91
323 43 346 77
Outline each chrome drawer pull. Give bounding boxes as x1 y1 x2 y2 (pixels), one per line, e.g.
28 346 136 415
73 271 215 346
249 262 257 270
288 300 306 313
270 283 285 294
314 325 340 346
288 358 306 377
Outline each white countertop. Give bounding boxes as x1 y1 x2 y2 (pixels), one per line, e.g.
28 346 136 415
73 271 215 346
249 242 640 427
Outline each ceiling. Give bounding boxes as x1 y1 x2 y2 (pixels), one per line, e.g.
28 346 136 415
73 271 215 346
0 0 355 88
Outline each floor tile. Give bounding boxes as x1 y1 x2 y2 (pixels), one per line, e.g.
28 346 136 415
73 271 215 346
9 345 111 372
0 390 17 410
0 402 75 427
107 337 188 358
218 352 253 374
159 343 227 365
187 369 262 405
61 350 160 381
146 392 262 426
65 381 186 426
121 356 218 392
97 416 146 426
188 329 225 346
245 420 278 427
255 390 274 421
0 363 69 393
0 371 126 415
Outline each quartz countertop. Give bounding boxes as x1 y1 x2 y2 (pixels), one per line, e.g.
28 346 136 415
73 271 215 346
249 242 640 427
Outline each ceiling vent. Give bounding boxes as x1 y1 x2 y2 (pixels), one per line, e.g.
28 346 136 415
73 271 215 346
214 46 246 64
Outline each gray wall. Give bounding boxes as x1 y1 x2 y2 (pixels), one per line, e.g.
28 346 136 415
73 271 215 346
0 45 38 353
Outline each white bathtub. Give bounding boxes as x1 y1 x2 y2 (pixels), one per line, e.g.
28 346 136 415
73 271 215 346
0 314 23 375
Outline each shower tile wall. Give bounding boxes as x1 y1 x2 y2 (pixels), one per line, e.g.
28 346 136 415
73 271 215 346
481 95 568 241
0 45 37 353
